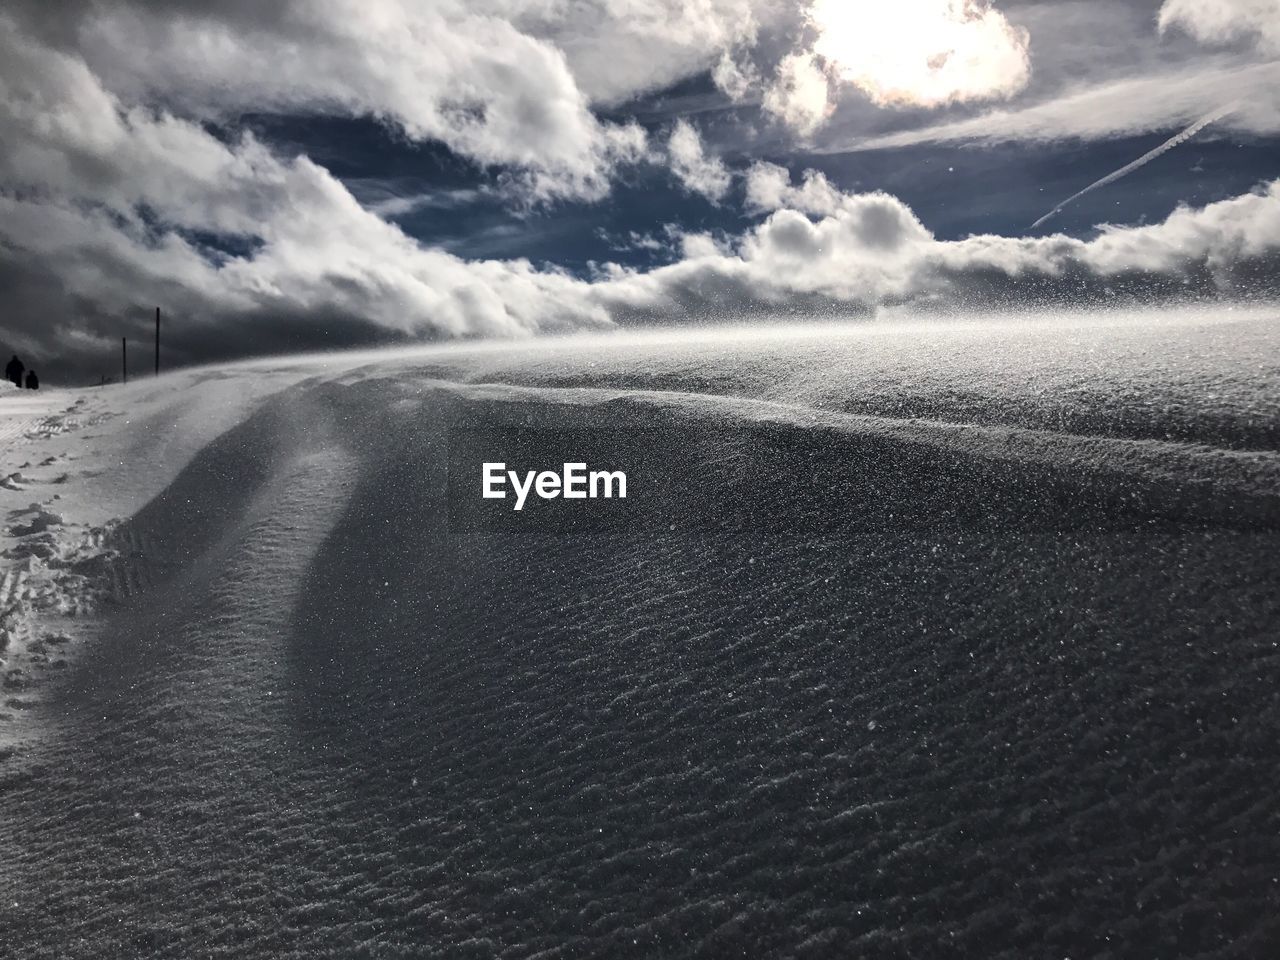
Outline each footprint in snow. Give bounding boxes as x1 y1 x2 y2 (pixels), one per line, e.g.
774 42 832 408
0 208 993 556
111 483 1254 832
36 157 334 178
9 507 63 537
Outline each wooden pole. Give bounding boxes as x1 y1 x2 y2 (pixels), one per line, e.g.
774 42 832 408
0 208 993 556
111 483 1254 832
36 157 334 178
122 337 127 384
155 306 160 376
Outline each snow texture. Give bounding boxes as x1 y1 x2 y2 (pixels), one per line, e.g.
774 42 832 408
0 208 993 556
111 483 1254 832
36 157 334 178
2 305 1279 958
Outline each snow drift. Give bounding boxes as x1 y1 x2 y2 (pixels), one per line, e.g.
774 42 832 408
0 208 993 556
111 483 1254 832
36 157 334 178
3 307 1280 958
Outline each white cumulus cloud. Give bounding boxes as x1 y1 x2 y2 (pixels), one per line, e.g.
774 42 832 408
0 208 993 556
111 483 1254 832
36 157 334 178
744 162 847 216
597 169 1280 320
762 53 832 136
1 0 781 203
667 120 734 203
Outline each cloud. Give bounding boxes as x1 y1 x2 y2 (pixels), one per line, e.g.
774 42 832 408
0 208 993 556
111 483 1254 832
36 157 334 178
0 18 610 378
1158 0 1280 53
712 51 761 102
77 0 648 203
810 0 1031 108
666 120 733 203
762 53 832 136
2 0 779 204
530 0 763 105
595 168 1280 320
677 231 736 260
818 60 1280 152
358 187 489 219
595 227 676 255
761 0 1030 134
2 4 1277 384
744 162 846 216
6 40 1279 387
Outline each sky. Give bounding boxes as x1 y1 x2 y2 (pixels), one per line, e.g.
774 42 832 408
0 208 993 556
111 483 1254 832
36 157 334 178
1 0 1278 384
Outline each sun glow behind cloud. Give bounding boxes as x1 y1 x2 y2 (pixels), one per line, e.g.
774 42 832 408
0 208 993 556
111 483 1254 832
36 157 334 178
809 0 1030 108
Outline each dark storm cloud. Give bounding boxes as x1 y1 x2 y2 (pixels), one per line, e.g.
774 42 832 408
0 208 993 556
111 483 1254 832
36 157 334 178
0 236 413 385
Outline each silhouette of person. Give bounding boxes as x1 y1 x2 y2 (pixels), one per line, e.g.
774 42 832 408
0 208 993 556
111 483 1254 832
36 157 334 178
25 370 39 391
5 355 23 388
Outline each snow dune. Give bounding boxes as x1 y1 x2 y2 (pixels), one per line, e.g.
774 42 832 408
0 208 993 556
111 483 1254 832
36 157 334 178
2 306 1279 957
